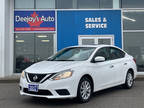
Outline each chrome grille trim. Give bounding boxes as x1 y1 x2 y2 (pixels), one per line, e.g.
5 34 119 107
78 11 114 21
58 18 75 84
25 72 55 83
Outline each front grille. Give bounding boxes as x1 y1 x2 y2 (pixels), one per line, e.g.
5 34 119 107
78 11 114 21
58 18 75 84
27 73 47 83
23 88 53 96
26 73 55 83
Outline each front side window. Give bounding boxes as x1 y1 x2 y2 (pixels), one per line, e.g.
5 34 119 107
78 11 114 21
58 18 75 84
48 47 96 61
94 47 110 61
93 47 125 62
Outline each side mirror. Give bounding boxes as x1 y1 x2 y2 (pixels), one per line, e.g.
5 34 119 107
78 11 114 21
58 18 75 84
94 56 105 62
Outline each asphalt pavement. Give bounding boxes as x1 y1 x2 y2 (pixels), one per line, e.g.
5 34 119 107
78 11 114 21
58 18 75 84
0 81 144 108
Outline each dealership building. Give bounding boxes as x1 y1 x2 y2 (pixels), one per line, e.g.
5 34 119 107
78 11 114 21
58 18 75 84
0 0 144 77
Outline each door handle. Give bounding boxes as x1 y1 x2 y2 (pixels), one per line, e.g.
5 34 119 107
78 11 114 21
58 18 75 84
124 63 127 65
110 65 114 68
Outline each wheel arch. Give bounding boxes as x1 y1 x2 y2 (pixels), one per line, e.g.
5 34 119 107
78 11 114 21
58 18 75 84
123 68 135 89
79 74 94 93
127 68 134 77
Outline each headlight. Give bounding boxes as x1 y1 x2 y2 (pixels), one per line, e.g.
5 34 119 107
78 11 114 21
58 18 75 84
51 70 73 80
21 71 25 78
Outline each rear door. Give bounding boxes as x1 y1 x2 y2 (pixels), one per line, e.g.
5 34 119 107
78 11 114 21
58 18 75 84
108 47 126 83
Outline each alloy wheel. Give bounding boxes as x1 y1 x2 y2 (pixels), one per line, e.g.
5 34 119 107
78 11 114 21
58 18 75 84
77 77 92 103
127 72 133 87
80 80 91 100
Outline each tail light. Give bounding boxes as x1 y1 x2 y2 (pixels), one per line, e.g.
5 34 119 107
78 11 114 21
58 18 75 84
133 58 136 64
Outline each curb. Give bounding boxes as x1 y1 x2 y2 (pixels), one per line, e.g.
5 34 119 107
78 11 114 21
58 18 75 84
135 76 144 81
0 75 20 83
0 79 19 83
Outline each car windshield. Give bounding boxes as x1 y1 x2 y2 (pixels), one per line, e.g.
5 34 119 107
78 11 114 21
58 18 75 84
48 47 96 61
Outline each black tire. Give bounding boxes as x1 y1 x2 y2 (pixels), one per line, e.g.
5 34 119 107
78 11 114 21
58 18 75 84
123 71 134 89
77 77 92 103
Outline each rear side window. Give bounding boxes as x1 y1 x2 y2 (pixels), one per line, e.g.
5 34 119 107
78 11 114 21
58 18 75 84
109 47 125 60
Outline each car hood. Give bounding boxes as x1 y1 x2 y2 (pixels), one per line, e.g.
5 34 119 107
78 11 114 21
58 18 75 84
25 61 84 74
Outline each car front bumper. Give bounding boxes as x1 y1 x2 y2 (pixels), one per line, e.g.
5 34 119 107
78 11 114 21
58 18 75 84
19 76 78 99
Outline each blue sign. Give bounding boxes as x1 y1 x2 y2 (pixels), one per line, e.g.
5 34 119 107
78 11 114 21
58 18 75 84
57 10 122 50
14 11 55 31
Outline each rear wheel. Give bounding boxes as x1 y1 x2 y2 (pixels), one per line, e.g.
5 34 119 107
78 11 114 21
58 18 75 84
77 77 92 103
123 71 134 89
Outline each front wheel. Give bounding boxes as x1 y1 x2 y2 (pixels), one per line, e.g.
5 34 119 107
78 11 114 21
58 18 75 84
123 71 134 89
77 77 92 103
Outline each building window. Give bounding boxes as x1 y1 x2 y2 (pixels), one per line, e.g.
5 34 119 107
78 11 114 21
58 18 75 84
100 0 113 8
121 0 144 8
123 9 144 72
124 32 144 72
15 0 55 9
15 0 34 9
77 0 113 9
36 0 55 9
77 0 99 9
56 0 74 9
15 0 113 9
123 11 144 30
14 33 55 73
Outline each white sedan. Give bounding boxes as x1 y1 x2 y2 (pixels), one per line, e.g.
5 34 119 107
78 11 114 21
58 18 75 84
20 45 137 103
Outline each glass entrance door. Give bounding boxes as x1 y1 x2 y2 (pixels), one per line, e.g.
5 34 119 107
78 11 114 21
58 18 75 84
14 33 55 73
78 35 114 45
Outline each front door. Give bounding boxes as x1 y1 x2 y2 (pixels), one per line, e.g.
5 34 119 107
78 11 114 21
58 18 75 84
78 35 114 45
90 47 116 90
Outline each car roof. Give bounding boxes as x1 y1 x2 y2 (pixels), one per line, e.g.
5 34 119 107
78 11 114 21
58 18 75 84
68 45 126 54
70 44 115 48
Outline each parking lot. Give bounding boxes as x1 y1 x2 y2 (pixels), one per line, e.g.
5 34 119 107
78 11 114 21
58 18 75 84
0 80 144 108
